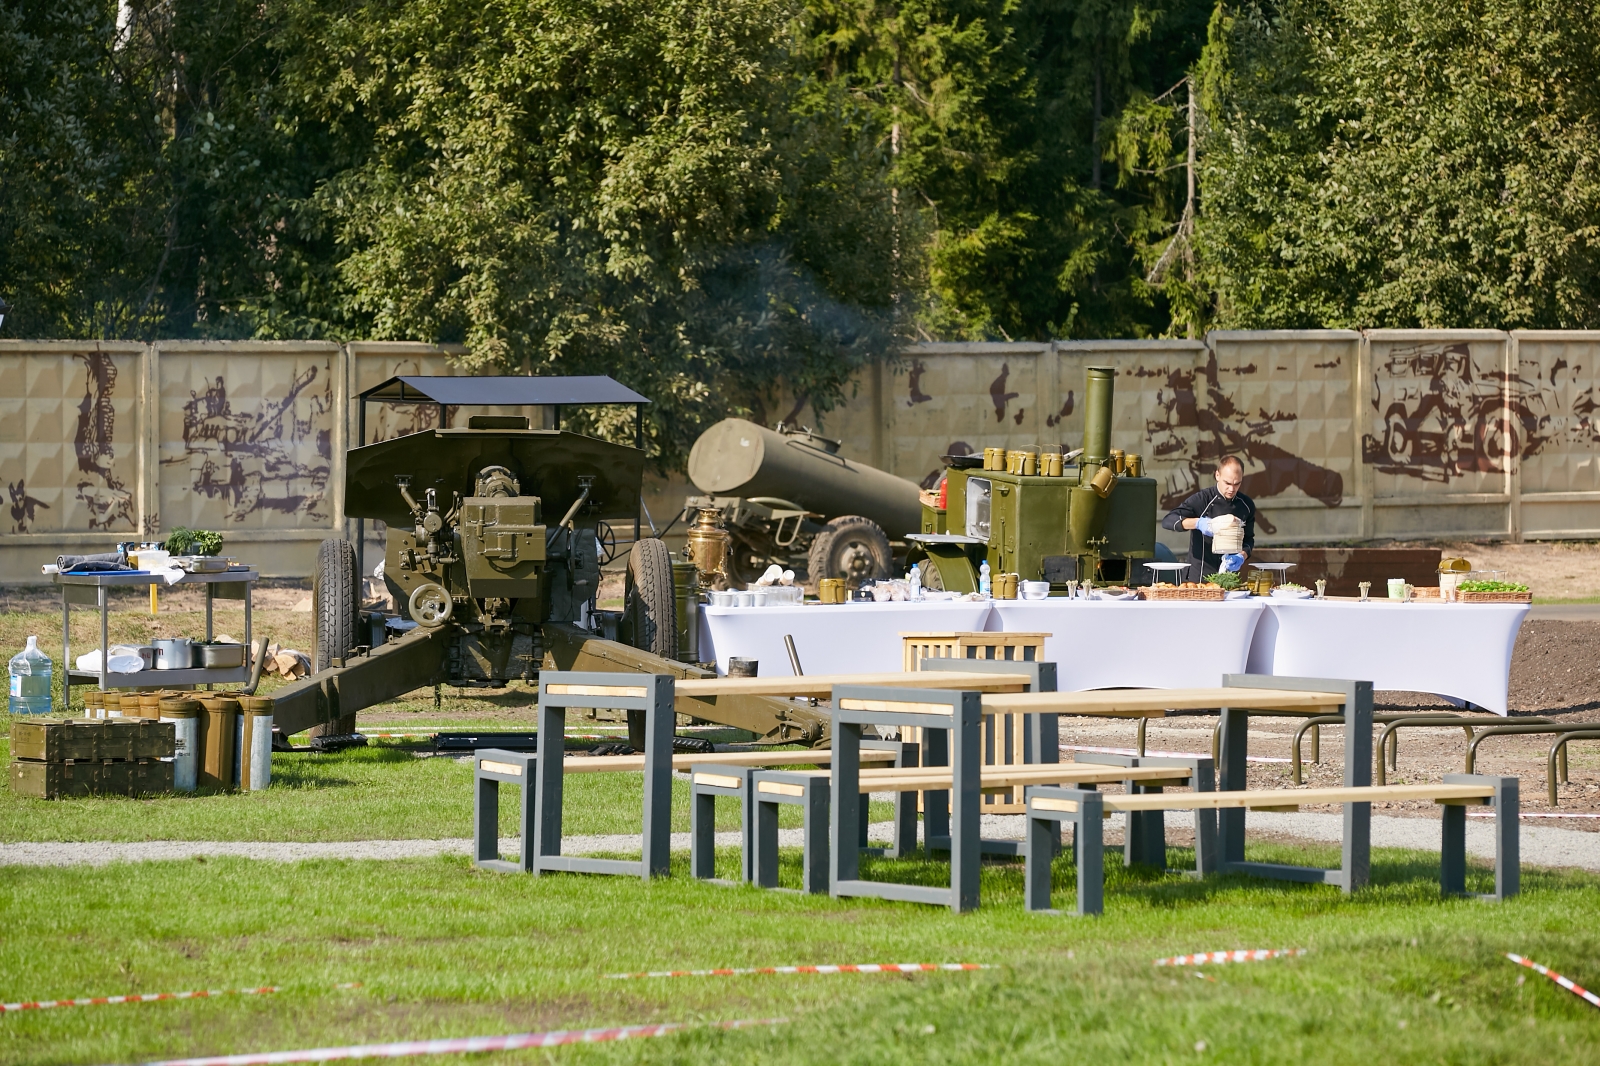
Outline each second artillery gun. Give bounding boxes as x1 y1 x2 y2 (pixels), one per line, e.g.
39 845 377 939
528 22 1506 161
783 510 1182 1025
910 366 1157 591
267 375 830 748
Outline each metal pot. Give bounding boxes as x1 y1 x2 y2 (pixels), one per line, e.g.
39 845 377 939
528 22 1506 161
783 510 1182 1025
196 642 245 669
153 637 193 670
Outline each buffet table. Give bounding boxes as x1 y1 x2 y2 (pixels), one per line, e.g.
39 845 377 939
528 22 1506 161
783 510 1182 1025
698 601 995 676
987 599 1268 690
699 594 1529 712
1244 599 1530 714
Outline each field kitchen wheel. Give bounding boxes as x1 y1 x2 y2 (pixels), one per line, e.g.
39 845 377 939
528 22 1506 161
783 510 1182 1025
626 537 677 660
408 583 453 628
808 515 892 590
312 538 360 738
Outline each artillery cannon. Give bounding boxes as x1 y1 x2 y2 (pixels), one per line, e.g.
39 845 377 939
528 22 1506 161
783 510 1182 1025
268 376 829 748
684 419 923 588
910 366 1157 591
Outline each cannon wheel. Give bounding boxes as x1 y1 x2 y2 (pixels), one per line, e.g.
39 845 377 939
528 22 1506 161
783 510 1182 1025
808 515 892 590
312 538 360 737
626 537 677 660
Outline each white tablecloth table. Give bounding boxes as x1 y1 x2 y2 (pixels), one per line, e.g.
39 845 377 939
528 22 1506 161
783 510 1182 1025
1244 600 1530 714
986 599 1269 690
698 601 996 676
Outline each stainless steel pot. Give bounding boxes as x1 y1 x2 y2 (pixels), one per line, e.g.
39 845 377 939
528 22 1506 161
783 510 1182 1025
153 637 193 670
197 642 245 669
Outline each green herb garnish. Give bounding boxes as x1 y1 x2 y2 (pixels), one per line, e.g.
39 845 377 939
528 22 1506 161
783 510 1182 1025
1456 580 1528 593
1204 571 1244 590
164 528 224 556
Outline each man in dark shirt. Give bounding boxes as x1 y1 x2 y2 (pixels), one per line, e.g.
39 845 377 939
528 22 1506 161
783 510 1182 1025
1161 456 1256 582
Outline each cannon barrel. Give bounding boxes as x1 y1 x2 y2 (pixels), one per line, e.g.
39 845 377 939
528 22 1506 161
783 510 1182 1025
688 419 923 538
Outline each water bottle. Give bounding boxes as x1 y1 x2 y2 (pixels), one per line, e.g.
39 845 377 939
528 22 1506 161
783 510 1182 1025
9 636 53 715
979 560 992 598
908 563 923 601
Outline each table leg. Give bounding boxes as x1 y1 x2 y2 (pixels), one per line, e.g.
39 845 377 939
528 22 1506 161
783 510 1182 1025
1217 706 1247 865
98 587 108 695
61 586 71 712
206 584 214 641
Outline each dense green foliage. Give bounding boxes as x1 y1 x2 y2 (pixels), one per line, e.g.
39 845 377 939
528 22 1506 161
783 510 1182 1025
0 0 1207 461
1197 0 1600 329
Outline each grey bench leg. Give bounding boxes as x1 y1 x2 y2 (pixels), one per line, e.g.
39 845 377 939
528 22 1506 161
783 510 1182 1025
755 795 781 889
1026 813 1056 912
475 774 500 867
1440 801 1467 896
692 787 717 880
1444 772 1520 901
804 778 831 895
1125 785 1166 869
1077 792 1105 916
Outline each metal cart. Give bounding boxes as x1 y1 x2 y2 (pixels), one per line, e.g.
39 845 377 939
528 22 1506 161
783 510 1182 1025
55 569 258 707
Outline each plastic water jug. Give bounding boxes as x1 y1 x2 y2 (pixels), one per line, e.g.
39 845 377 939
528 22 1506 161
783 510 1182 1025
9 636 53 715
979 560 992 599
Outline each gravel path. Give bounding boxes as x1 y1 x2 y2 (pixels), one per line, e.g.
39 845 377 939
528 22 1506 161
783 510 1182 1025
5 814 1598 871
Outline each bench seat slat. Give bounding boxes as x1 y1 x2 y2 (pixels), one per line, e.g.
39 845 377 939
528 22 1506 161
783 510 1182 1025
563 749 896 774
1097 783 1493 812
982 687 1347 717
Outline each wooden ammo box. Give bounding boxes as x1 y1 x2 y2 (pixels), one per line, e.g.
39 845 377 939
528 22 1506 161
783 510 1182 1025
11 718 175 761
11 758 174 799
9 719 176 799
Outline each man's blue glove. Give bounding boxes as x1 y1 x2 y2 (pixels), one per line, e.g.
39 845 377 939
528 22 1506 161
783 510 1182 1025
1221 553 1246 573
1195 516 1215 536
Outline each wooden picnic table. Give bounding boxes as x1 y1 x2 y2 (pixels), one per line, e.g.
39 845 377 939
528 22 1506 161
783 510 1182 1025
674 670 1033 699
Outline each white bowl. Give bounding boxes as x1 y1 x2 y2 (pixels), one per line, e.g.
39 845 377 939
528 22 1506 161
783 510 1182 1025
1019 581 1051 600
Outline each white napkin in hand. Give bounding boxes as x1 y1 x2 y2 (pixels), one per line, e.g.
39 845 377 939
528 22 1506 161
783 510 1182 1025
1209 512 1240 531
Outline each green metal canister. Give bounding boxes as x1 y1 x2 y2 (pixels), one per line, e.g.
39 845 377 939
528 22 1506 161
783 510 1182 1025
1081 367 1116 467
196 697 236 790
671 560 699 663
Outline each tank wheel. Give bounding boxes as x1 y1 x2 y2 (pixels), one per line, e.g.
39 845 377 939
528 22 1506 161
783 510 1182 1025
626 537 678 660
408 583 454 628
915 556 946 591
312 538 359 738
809 516 892 590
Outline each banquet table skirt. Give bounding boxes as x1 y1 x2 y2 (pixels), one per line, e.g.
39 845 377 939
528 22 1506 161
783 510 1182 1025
986 599 1268 691
698 601 997 676
1244 600 1530 714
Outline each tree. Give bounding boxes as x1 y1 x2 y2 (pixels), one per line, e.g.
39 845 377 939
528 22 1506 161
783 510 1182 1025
1197 0 1600 329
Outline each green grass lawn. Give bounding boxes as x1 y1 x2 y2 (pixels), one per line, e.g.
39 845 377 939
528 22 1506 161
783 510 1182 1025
4 604 1598 1063
1 847 1596 1065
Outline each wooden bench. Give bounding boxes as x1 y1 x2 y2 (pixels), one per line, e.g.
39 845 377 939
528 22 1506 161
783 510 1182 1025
736 762 1200 896
1023 776 1521 916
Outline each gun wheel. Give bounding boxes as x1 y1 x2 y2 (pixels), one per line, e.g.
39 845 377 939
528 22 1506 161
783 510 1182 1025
626 537 677 659
312 538 360 738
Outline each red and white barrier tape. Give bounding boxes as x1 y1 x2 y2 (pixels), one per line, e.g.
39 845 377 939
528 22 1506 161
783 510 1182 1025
134 1018 785 1065
604 963 989 980
1154 949 1305 967
1507 953 1600 1010
1061 745 1292 765
0 983 359 1014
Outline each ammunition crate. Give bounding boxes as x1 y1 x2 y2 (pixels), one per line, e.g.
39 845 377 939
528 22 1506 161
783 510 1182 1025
10 758 175 799
10 718 175 762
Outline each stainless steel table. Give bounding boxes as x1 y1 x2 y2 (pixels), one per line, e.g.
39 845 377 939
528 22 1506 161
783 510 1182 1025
54 569 258 705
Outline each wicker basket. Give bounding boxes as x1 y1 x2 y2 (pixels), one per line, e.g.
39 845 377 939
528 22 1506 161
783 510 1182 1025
1139 585 1225 601
1456 590 1533 603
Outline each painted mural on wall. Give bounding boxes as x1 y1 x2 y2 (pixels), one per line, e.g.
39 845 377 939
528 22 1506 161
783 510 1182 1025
1363 342 1555 482
1 349 137 536
1142 351 1345 533
160 356 335 527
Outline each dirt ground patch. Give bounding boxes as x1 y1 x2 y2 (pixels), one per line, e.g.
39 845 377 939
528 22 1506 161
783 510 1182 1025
1063 616 1600 825
1427 538 1600 598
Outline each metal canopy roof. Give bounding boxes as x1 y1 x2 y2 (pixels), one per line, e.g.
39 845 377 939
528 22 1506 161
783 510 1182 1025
360 375 650 407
